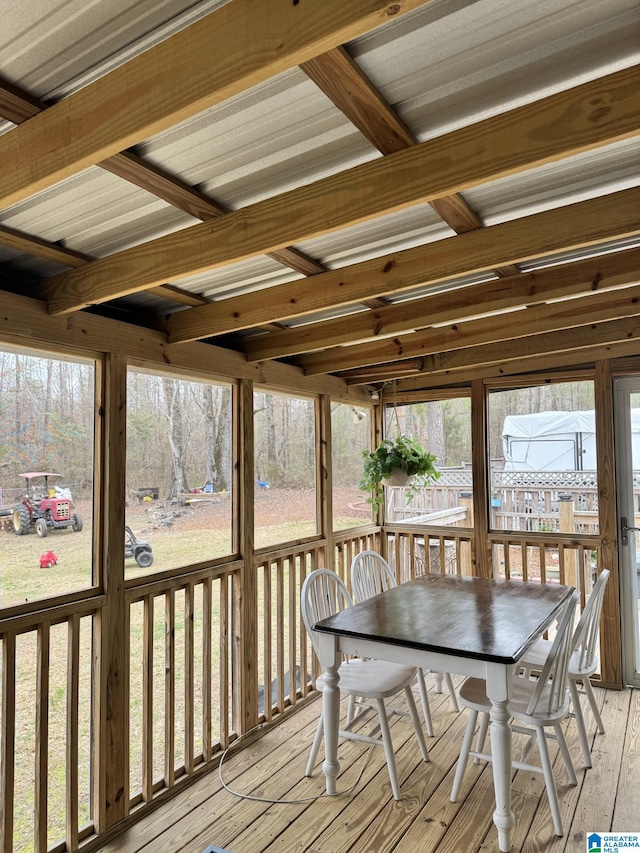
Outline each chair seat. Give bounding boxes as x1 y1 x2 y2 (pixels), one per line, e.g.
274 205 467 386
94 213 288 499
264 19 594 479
452 591 580 838
520 638 599 679
302 568 428 801
350 550 460 726
459 675 570 727
314 658 418 698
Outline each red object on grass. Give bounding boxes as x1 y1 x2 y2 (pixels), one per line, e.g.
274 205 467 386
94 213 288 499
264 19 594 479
39 551 58 568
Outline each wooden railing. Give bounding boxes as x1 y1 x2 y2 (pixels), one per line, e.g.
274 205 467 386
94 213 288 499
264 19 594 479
384 523 474 582
387 473 609 535
126 564 239 808
254 541 328 722
0 522 605 852
0 598 102 853
333 525 382 587
489 532 600 606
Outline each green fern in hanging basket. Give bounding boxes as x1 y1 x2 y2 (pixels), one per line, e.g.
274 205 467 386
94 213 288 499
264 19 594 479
359 434 440 510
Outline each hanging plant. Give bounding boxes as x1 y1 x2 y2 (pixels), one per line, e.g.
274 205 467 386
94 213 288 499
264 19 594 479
359 434 440 510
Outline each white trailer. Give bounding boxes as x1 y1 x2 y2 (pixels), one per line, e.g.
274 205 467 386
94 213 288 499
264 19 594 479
502 409 640 471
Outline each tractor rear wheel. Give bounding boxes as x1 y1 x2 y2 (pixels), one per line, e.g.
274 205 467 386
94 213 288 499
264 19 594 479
35 518 48 538
71 513 83 532
12 504 31 535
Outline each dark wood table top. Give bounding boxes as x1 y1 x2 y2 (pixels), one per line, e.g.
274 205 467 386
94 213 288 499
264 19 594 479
314 573 574 664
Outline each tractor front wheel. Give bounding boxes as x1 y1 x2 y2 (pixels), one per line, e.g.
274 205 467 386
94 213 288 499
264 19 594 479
135 549 154 569
12 505 31 535
71 513 83 532
35 518 48 538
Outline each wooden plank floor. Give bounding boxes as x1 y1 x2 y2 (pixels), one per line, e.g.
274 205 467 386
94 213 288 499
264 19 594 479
96 679 640 853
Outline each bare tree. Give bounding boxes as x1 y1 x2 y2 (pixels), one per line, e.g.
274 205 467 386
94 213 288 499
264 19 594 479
162 378 189 498
192 383 232 490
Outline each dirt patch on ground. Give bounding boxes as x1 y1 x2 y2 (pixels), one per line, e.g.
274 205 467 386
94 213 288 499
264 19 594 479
129 486 367 534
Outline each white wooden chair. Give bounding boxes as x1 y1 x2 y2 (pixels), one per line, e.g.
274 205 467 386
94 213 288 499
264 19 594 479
519 568 610 767
451 590 579 837
301 568 429 800
350 550 459 737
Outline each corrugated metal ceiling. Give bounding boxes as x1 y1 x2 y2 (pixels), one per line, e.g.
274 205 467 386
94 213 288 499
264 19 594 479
0 0 638 322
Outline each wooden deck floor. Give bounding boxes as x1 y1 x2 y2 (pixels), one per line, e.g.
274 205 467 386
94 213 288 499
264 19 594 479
97 679 639 853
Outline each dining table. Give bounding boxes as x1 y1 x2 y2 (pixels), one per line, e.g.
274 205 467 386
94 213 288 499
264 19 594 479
313 572 574 852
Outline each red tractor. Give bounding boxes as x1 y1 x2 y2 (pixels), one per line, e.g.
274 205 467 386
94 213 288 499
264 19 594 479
12 472 83 537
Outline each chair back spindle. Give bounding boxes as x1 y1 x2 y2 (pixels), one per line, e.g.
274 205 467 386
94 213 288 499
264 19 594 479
526 590 579 718
351 550 396 602
572 569 610 673
301 568 352 659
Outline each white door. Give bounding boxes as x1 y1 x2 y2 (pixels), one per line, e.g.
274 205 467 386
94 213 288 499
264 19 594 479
614 378 640 687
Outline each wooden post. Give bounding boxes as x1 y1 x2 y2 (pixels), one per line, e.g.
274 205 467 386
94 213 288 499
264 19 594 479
0 632 16 852
558 493 577 589
93 352 128 830
594 359 622 687
234 379 258 733
471 380 491 578
318 395 334 571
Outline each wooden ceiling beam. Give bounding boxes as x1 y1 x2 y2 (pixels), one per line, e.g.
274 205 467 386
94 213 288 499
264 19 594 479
166 187 640 344
0 78 42 123
43 67 639 316
388 318 640 391
0 79 327 279
146 285 210 307
243 245 640 360
300 47 418 154
383 342 639 392
0 225 91 268
0 0 428 208
0 288 368 402
300 46 517 276
99 150 228 219
0 223 211 308
299 284 640 374
0 79 326 299
100 152 327 277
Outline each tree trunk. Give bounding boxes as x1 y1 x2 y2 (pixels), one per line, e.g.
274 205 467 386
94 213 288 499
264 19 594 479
162 378 189 498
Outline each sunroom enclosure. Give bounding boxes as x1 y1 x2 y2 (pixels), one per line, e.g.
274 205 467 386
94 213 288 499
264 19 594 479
0 303 627 853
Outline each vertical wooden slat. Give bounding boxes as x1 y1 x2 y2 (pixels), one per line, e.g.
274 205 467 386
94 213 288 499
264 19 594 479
35 622 50 853
142 595 154 801
184 583 194 775
522 543 529 582
299 555 309 699
276 557 285 713
202 579 212 761
408 534 415 581
537 544 545 582
1 631 16 851
66 615 80 852
262 561 272 723
540 543 548 583
335 543 344 583
594 358 622 686
288 555 297 708
558 546 566 585
164 589 175 789
219 576 229 748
